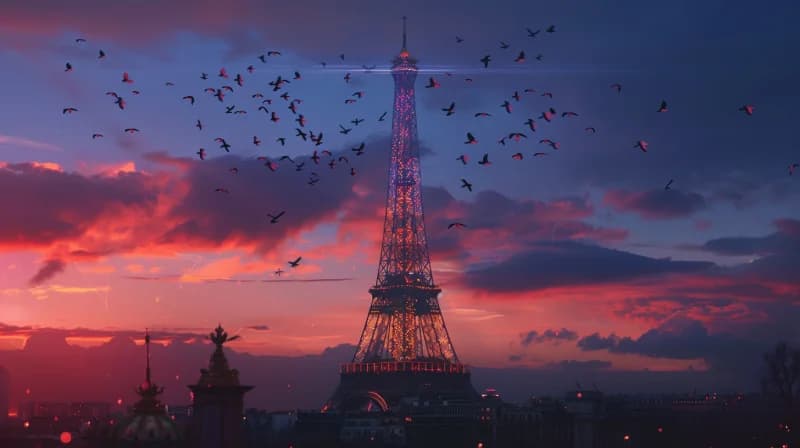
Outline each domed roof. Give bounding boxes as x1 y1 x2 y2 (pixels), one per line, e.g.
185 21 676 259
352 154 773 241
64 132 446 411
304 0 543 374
115 413 180 443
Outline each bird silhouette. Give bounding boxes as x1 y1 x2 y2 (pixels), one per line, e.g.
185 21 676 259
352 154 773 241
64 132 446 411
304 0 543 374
460 178 473 192
634 140 649 152
464 133 478 144
268 211 286 224
288 257 302 268
739 104 754 116
657 100 668 113
442 102 455 116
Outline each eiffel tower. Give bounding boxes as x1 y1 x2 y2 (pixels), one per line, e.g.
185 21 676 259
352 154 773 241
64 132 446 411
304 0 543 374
327 17 476 413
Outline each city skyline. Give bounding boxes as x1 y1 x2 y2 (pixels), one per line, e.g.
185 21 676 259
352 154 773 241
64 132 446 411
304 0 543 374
1 0 799 413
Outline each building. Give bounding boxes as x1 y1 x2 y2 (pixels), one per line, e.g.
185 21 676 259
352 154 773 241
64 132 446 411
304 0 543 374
188 324 253 448
0 366 8 427
102 330 182 447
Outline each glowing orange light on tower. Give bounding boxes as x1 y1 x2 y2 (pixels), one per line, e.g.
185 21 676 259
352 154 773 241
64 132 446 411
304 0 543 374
60 432 72 444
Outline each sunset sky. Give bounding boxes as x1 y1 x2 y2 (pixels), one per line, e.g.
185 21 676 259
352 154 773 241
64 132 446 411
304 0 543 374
0 0 799 405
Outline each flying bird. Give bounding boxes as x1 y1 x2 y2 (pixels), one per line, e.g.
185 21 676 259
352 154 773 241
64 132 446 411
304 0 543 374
182 95 195 105
456 155 469 165
460 178 473 192
464 132 477 144
509 132 527 141
539 139 560 150
477 153 491 165
218 67 228 78
561 111 579 118
634 140 649 152
378 112 388 121
215 137 231 152
501 101 512 114
228 167 239 175
288 257 302 268
789 163 799 176
195 120 203 130
123 128 140 134
62 107 78 114
499 41 510 49
274 269 283 277
512 152 523 160
92 133 103 139
196 148 206 160
215 188 230 194
268 211 286 224
267 51 281 56
425 77 440 88
442 102 455 116
739 104 754 116
475 112 492 118
657 100 668 113
253 135 261 146
480 55 491 68
351 117 364 126
121 72 133 83
524 118 537 131
546 25 556 33
352 142 366 155
664 179 674 190
585 127 597 134
448 222 467 229
526 28 540 38
610 83 622 93
514 51 525 63
65 62 73 72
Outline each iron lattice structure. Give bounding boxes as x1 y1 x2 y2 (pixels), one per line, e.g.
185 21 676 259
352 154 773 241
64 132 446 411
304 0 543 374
351 19 460 365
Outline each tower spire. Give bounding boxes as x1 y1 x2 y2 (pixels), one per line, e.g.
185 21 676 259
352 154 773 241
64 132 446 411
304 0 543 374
145 328 151 386
402 16 407 51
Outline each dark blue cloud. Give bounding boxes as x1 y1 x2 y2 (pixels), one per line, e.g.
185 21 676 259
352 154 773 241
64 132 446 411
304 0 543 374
463 241 713 293
520 328 579 346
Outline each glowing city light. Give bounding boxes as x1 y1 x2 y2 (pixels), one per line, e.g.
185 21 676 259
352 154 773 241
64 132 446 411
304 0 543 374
60 432 73 444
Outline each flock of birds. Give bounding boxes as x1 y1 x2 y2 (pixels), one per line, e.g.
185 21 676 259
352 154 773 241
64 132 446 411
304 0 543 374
58 28 795 277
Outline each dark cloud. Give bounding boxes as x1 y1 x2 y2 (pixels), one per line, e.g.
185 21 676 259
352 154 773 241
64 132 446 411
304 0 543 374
603 188 707 220
520 328 579 346
576 317 762 370
0 162 157 247
28 258 66 286
463 241 713 293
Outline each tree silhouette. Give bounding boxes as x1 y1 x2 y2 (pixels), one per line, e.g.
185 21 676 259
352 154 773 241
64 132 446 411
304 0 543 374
762 341 800 409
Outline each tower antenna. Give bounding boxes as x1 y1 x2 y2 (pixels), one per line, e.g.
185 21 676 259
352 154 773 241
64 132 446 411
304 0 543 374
145 328 151 385
402 16 407 50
